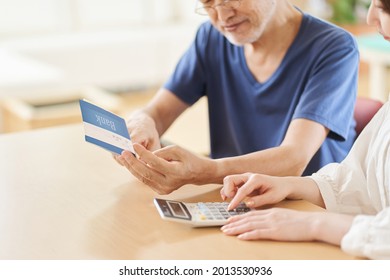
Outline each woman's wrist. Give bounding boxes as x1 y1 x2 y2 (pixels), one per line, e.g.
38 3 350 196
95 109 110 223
309 212 354 245
286 177 325 207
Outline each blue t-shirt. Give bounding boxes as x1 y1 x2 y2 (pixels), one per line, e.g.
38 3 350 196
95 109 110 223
164 13 359 176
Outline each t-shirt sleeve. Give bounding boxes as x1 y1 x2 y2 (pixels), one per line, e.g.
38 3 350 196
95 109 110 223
293 33 359 141
163 22 210 105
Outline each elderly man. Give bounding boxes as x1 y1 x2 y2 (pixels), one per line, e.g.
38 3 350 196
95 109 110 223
116 0 359 194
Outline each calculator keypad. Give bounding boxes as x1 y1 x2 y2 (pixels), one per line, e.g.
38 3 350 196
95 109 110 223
188 202 251 221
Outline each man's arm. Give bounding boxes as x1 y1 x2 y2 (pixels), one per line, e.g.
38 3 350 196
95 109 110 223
125 88 189 151
117 118 329 194
214 118 329 179
142 88 189 136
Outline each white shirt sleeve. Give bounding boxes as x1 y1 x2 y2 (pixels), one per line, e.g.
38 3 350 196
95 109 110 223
310 100 390 259
341 208 390 259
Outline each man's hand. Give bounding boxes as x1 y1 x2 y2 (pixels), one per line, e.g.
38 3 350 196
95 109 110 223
117 143 215 194
126 112 161 151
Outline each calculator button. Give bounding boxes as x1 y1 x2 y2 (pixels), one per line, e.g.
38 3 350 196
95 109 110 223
189 201 251 223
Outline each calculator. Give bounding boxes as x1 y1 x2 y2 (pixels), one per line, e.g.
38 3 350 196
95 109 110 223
154 198 252 227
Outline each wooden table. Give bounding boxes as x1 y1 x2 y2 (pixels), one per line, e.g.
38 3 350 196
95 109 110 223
0 124 360 259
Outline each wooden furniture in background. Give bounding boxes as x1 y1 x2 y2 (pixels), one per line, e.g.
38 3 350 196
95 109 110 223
0 86 120 133
356 33 390 102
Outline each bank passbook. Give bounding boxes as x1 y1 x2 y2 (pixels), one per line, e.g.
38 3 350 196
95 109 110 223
79 99 135 155
154 198 252 227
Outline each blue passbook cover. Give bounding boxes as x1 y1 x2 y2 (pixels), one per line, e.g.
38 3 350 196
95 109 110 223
79 99 134 155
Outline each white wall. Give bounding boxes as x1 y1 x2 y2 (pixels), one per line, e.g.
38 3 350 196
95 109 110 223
0 0 317 96
0 0 201 38
0 0 204 96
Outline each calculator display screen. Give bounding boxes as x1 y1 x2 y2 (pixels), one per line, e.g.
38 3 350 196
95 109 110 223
154 198 192 221
168 202 189 218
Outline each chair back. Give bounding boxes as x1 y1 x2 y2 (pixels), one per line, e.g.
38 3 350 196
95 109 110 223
354 96 384 137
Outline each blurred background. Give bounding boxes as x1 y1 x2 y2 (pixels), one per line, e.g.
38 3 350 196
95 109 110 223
0 0 202 95
0 0 387 152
